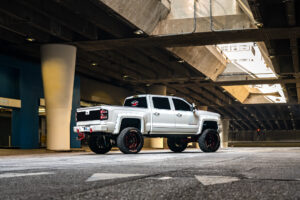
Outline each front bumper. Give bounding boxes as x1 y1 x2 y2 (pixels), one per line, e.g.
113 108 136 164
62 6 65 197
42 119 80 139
73 124 108 133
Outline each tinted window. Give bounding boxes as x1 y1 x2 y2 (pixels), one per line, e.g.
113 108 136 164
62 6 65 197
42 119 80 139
124 97 147 108
152 97 170 110
173 98 191 111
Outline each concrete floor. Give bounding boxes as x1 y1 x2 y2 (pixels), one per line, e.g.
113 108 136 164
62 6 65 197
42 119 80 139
0 148 299 200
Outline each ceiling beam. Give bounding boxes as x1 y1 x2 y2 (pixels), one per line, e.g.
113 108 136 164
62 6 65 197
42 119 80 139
54 0 134 38
19 0 98 40
285 0 296 27
251 106 274 130
0 0 74 41
74 27 300 51
153 78 300 87
277 105 289 130
230 130 300 134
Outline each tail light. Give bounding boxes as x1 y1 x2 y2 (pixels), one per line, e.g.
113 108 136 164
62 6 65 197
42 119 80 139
100 109 108 120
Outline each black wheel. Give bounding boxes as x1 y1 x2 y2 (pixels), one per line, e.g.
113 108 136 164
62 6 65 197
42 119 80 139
117 127 144 154
198 129 220 152
167 137 187 153
88 135 112 154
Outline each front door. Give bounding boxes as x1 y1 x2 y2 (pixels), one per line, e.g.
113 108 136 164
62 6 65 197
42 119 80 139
172 98 199 133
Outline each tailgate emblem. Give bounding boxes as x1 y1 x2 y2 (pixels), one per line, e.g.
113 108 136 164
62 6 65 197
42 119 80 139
85 110 90 115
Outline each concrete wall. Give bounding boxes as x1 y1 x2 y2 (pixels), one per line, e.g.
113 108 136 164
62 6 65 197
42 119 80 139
229 130 300 147
80 77 132 105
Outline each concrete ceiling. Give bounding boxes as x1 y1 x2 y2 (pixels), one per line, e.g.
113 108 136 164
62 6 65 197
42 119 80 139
0 0 299 132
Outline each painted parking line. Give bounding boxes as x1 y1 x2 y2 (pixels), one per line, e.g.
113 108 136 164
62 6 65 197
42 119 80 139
147 176 173 180
0 172 54 179
86 173 146 182
195 175 240 185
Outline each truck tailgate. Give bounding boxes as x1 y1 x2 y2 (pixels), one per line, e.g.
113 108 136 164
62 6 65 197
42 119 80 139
77 109 100 122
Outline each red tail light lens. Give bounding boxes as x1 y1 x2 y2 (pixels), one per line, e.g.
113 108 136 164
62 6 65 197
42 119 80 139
100 109 108 120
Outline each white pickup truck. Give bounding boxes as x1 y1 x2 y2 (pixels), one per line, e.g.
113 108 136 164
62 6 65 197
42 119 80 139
74 94 222 154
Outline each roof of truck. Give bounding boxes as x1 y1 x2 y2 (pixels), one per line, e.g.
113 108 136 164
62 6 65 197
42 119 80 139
126 94 182 99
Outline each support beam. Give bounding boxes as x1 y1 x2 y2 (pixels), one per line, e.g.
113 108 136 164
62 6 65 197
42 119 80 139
168 78 300 87
74 27 300 51
130 77 300 86
221 119 229 148
290 37 300 103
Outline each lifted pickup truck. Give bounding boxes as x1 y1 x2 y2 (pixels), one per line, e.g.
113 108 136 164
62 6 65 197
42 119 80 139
74 94 222 154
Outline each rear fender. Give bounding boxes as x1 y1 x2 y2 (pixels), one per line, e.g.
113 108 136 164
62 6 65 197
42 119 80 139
113 114 145 134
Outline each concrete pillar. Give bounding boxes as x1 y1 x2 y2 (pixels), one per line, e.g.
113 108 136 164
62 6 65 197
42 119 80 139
146 84 167 149
41 44 77 151
221 119 229 148
146 85 167 95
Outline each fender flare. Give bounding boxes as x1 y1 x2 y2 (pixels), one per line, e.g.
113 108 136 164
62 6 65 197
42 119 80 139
197 118 220 135
113 114 145 134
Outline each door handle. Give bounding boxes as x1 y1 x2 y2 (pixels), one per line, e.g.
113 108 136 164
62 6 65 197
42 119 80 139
177 113 182 117
154 112 160 116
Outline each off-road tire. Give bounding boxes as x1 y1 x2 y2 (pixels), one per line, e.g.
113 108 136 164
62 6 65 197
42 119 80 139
167 137 187 153
198 129 220 152
88 135 112 154
117 127 144 154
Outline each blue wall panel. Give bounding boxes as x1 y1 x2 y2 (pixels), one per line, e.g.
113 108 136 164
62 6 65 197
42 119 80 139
0 55 80 149
11 109 20 147
0 66 20 99
17 66 42 148
0 55 43 149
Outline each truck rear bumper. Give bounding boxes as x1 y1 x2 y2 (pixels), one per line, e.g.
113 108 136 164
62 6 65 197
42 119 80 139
73 125 108 133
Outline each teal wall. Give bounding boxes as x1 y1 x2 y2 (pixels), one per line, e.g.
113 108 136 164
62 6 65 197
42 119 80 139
0 55 80 149
0 67 20 99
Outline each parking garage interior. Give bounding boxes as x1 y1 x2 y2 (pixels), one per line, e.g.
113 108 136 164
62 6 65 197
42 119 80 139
0 0 299 199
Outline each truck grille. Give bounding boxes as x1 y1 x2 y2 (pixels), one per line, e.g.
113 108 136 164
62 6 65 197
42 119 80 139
77 110 99 122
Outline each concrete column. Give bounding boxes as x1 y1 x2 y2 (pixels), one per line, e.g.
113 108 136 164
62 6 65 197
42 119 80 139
146 85 167 95
221 119 229 148
146 84 167 149
41 44 77 151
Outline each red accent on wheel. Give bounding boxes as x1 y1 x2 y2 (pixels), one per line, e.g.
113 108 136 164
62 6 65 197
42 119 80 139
124 131 140 151
205 133 218 150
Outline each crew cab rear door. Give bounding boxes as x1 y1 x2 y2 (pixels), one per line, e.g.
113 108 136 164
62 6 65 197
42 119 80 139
150 96 176 133
172 98 198 133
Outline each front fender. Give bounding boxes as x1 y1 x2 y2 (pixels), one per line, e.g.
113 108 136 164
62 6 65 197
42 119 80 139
197 117 220 135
